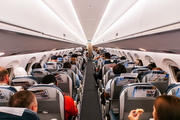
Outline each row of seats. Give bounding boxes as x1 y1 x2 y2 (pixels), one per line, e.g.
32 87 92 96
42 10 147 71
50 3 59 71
91 50 172 120
0 50 88 120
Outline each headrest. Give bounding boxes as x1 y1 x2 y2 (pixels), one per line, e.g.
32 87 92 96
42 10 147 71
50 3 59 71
14 67 28 77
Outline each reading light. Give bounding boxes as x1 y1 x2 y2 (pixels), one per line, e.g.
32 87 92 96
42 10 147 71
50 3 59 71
139 48 146 51
0 52 5 56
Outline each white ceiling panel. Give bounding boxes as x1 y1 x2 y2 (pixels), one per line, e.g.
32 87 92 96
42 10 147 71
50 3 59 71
141 0 180 31
92 0 138 43
0 0 86 45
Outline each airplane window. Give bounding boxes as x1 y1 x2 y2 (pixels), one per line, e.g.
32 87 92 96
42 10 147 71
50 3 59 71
118 51 122 57
25 63 31 74
171 66 180 81
127 53 134 61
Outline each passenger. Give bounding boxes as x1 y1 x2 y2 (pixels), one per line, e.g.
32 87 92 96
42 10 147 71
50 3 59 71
147 63 157 70
152 67 162 71
63 62 80 88
8 90 38 113
72 54 78 58
128 95 180 120
94 52 111 87
42 75 78 120
51 55 58 62
175 71 180 82
32 62 42 69
0 66 10 85
104 64 126 98
70 59 84 80
135 59 143 66
63 54 67 58
120 56 126 60
14 67 28 77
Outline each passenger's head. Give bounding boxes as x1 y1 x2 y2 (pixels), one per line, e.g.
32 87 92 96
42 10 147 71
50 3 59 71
63 62 72 69
104 52 111 59
153 95 180 120
152 67 162 71
113 64 126 74
72 54 78 58
70 60 76 65
147 63 157 70
42 75 57 85
51 55 57 62
63 54 67 57
0 66 9 84
175 71 180 82
32 62 42 69
120 56 126 60
8 90 38 113
57 55 62 58
135 59 143 66
14 67 28 77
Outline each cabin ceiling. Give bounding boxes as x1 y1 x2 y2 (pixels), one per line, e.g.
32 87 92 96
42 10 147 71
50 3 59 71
0 0 180 56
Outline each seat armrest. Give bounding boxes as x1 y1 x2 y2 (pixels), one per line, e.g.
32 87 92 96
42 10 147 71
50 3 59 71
109 110 117 120
105 99 110 115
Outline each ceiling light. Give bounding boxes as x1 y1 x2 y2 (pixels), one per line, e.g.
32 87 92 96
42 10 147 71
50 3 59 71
0 52 5 56
139 48 146 51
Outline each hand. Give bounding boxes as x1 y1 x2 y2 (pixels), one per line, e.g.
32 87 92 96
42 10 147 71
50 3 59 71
128 110 141 120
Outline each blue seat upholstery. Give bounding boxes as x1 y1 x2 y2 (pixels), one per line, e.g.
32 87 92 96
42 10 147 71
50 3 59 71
0 86 17 106
166 83 180 96
11 76 39 90
28 84 65 120
142 70 169 94
31 68 50 83
0 107 40 120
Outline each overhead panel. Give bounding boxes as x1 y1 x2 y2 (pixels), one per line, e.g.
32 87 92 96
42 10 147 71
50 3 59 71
71 0 109 40
92 0 138 43
0 0 86 45
42 0 87 42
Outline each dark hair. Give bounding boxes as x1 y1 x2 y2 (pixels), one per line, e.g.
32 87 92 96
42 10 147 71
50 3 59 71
147 63 156 70
70 61 76 65
104 52 110 59
63 54 67 57
42 75 57 85
51 55 57 60
176 71 180 82
154 95 180 120
69 52 73 54
32 62 42 69
0 66 8 82
113 64 126 74
57 55 62 58
63 62 72 69
120 56 126 60
72 54 78 58
8 90 35 109
135 59 143 66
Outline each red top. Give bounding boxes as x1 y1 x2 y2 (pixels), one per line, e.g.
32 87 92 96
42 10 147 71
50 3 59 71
63 93 78 120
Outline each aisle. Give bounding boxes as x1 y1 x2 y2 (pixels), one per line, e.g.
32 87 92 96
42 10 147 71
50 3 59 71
80 60 102 120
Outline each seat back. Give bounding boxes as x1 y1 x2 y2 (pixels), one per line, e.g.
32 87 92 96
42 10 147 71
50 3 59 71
28 84 65 120
102 63 117 78
131 66 150 73
71 65 79 75
142 71 169 94
119 83 161 120
0 107 40 120
52 72 73 97
31 68 50 83
0 86 17 106
44 62 59 73
166 83 180 96
11 76 39 90
103 69 115 86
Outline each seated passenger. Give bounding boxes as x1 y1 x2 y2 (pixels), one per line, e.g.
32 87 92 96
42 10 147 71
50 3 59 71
50 55 58 62
70 58 84 80
94 52 111 87
128 95 180 120
63 62 80 88
120 56 126 60
152 67 162 71
32 62 42 69
104 64 126 98
8 90 38 113
0 66 10 85
14 67 29 77
42 75 78 120
135 59 143 66
147 63 157 70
